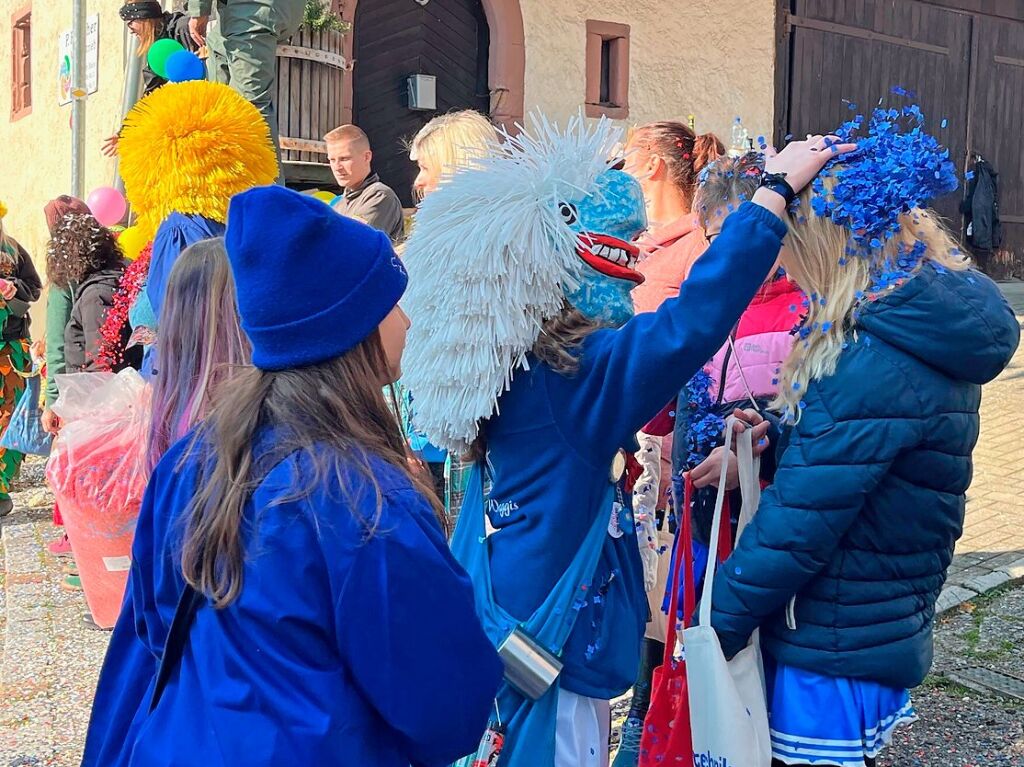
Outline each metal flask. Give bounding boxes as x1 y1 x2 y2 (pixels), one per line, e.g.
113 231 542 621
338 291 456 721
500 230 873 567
498 627 563 701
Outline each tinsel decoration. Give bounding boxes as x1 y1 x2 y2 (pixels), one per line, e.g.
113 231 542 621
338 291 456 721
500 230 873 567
401 112 622 454
96 243 152 372
118 81 278 244
682 370 725 469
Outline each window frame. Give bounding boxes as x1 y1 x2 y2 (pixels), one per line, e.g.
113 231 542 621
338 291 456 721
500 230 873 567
10 5 32 122
585 19 630 120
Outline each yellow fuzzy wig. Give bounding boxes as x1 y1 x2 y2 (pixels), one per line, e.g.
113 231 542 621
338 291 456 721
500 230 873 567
119 80 278 242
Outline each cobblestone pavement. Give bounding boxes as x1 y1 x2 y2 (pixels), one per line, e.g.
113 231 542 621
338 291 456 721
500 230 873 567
0 461 109 767
1 285 1022 767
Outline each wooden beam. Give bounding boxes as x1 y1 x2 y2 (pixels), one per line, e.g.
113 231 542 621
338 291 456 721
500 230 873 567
788 14 950 56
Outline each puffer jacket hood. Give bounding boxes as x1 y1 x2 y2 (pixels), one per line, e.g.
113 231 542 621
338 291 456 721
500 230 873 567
857 264 1020 385
706 264 1019 690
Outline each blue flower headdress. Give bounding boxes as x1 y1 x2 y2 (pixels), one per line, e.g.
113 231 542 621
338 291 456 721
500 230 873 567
809 97 959 257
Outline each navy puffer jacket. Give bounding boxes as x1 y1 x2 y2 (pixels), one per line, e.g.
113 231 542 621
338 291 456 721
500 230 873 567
708 264 1020 689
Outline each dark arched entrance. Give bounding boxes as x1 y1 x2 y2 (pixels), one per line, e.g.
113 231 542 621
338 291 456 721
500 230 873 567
353 0 491 207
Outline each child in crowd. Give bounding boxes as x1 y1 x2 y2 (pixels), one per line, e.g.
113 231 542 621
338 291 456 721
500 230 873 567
0 200 43 518
657 153 805 631
701 107 1020 767
83 187 502 767
45 215 139 374
402 113 853 765
41 195 91 557
146 238 250 471
615 119 725 766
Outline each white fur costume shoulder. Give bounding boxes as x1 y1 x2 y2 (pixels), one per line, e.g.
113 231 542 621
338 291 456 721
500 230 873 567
402 114 623 454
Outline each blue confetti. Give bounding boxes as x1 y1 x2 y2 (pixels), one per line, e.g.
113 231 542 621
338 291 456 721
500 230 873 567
941 118 948 128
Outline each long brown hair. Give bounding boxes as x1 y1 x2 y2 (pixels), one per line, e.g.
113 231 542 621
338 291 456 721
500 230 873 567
531 301 603 374
180 334 446 608
132 17 161 57
630 121 725 208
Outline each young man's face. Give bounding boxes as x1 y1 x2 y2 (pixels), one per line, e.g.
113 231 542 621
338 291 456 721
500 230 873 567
327 139 373 189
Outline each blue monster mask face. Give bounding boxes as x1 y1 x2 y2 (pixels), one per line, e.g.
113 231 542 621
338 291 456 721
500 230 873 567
560 168 648 327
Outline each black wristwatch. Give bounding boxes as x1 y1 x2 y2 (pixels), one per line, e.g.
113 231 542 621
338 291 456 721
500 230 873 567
758 171 797 205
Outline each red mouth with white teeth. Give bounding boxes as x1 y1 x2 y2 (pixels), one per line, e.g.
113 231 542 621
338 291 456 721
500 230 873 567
577 233 645 284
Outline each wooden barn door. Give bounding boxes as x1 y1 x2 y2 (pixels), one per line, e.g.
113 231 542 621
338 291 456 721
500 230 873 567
353 0 491 207
778 0 972 224
964 14 1024 277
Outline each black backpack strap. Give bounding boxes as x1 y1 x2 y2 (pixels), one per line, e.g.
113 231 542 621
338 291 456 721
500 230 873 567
149 582 204 713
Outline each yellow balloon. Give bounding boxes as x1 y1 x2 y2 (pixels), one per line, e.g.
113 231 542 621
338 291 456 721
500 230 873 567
312 190 336 205
117 225 148 261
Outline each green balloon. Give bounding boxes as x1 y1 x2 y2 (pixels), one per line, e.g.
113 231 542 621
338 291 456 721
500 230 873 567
147 38 186 79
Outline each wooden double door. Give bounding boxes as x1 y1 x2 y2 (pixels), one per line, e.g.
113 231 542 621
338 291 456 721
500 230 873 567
353 0 491 208
778 0 1024 277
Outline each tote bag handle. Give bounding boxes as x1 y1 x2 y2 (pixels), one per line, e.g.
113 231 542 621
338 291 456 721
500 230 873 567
662 474 696 665
698 417 759 628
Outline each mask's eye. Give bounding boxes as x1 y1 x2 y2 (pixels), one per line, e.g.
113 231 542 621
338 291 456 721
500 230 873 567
558 202 579 226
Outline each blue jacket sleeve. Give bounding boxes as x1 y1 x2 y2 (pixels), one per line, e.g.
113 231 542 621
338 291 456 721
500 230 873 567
334 488 503 766
146 225 189 324
545 203 788 460
707 370 924 658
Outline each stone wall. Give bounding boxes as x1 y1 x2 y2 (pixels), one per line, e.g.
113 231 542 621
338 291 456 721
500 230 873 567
519 0 776 144
0 0 129 331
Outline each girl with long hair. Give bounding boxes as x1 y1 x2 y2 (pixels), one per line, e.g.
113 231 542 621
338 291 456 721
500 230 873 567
120 1 198 94
146 238 250 471
46 214 138 374
625 121 725 312
0 201 43 518
41 195 91 557
83 187 501 767
700 108 1020 767
401 115 854 766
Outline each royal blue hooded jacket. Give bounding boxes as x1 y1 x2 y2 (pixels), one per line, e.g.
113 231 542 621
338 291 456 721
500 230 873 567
82 434 503 767
708 264 1020 689
483 202 788 699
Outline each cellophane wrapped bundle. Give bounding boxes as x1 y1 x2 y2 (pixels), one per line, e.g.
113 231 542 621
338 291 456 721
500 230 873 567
46 369 151 627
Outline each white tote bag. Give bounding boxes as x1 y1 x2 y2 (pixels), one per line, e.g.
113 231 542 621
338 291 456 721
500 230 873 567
684 418 772 767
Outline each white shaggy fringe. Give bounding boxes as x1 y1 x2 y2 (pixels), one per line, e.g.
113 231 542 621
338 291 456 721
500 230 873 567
402 112 624 454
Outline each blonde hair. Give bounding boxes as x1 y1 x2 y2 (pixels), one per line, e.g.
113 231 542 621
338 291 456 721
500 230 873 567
132 17 161 57
324 124 370 150
409 110 500 180
774 178 970 420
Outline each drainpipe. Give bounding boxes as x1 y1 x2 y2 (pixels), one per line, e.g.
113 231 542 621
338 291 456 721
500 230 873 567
70 0 86 198
114 33 143 193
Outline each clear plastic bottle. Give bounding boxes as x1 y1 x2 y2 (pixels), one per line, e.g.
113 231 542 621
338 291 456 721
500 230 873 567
730 117 749 157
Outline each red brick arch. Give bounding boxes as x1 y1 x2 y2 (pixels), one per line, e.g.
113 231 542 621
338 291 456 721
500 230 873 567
339 0 525 129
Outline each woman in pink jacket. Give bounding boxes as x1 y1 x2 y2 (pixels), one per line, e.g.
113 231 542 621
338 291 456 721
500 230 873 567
616 121 724 766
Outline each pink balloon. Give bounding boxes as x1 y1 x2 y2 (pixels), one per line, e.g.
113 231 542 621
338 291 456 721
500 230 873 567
86 186 127 227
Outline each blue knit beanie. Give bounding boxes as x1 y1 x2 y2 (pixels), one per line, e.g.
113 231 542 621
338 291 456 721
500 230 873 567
225 186 408 371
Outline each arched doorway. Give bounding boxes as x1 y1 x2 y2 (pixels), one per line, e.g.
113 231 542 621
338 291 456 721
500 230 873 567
351 0 492 206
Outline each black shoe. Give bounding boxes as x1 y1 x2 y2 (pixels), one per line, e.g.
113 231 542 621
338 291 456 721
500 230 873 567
0 497 13 517
82 612 112 632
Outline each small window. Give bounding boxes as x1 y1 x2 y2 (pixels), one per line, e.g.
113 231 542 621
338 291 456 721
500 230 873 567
586 20 629 120
11 7 31 121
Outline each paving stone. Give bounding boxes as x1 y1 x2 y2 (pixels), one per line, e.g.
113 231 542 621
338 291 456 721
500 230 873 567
961 570 1012 594
997 555 1024 581
935 585 980 613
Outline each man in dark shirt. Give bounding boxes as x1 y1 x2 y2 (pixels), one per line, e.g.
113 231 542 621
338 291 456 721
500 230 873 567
324 125 405 243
